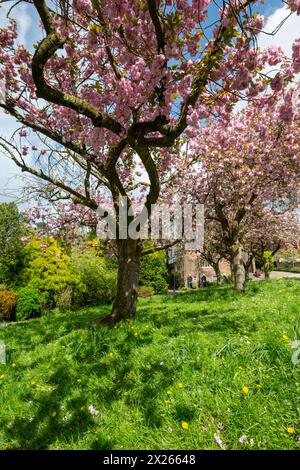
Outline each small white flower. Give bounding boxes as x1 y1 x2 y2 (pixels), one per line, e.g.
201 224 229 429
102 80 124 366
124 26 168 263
88 405 99 416
239 434 247 444
214 433 226 450
249 438 254 446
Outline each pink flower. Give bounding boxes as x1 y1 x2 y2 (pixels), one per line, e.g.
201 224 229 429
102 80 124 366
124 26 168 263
270 73 283 92
292 39 300 73
288 0 300 15
19 129 28 137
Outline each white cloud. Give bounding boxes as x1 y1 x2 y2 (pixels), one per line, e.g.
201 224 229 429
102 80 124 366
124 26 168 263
258 6 300 56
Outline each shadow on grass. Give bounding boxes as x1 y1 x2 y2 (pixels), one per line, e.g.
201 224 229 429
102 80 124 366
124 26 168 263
0 282 287 448
2 365 114 449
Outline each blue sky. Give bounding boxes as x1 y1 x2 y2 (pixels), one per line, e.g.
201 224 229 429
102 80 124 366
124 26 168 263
0 0 299 202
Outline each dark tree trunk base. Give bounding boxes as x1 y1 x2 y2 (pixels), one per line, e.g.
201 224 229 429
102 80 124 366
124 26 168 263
98 239 142 327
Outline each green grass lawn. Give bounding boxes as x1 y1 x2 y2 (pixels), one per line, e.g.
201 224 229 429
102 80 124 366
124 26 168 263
0 279 299 450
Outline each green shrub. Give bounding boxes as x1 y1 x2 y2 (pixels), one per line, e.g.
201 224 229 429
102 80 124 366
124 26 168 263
72 251 117 306
20 236 81 307
54 286 73 312
0 289 18 321
16 286 46 321
262 251 275 272
139 251 168 294
138 286 155 298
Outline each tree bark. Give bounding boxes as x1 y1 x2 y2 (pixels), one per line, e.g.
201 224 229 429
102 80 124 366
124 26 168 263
264 262 270 280
214 262 221 285
231 243 246 292
102 239 142 325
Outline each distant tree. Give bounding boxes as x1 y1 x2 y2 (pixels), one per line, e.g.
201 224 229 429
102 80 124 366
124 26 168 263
0 202 23 284
244 210 300 279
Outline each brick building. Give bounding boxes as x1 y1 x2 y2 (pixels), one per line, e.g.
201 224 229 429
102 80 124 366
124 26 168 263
167 245 232 289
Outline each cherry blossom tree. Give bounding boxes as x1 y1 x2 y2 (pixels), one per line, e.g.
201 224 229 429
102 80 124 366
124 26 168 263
0 0 299 322
178 94 300 292
244 209 300 279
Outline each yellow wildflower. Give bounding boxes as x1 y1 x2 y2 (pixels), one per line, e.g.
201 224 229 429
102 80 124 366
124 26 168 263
11 363 16 368
181 421 189 430
282 335 289 341
287 427 295 434
0 374 5 380
31 380 36 386
178 383 184 389
242 386 250 394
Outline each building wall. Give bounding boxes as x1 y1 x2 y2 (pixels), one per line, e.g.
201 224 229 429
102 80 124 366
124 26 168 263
168 248 231 288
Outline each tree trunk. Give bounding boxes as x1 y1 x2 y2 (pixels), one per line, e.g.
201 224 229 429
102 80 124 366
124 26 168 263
231 243 246 292
102 239 142 325
245 256 253 282
214 262 221 285
264 262 270 280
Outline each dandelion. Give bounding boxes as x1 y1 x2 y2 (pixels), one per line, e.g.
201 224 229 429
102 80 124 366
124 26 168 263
287 427 295 434
11 363 16 368
88 405 99 416
181 421 189 430
31 380 36 386
214 434 226 450
238 434 247 444
242 386 249 394
177 383 184 389
51 411 57 417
